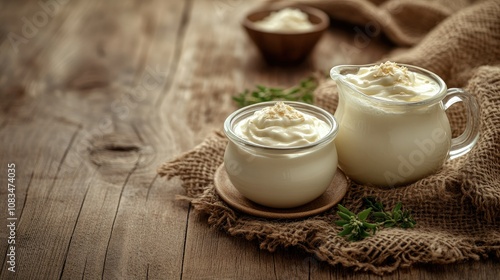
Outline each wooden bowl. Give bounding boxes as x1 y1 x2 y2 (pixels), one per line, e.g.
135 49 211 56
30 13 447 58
242 6 329 65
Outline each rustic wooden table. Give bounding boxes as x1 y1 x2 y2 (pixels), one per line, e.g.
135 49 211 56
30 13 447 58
1 0 499 279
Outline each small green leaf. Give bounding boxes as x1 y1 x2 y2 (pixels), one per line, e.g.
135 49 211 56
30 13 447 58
338 225 354 236
359 231 371 239
337 211 352 221
384 221 396 228
393 202 402 212
393 211 402 221
363 197 384 212
358 208 372 221
337 204 355 216
372 212 388 221
372 212 385 217
363 222 377 229
335 220 349 226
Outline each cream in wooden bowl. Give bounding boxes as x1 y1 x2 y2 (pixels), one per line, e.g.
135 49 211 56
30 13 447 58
223 101 339 208
242 6 329 65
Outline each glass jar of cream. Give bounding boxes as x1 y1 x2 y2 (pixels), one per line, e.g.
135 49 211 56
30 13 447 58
223 101 339 208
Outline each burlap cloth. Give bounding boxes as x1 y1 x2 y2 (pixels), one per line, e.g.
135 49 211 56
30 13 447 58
158 0 500 275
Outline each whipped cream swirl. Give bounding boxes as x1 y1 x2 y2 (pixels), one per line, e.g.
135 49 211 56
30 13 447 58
345 61 440 102
234 102 330 147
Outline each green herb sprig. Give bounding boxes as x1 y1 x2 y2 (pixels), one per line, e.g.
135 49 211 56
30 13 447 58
232 76 317 107
335 205 378 241
335 197 416 241
363 197 416 229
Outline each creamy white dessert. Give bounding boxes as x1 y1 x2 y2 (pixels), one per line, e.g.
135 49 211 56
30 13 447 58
332 62 452 187
254 8 315 32
344 61 441 102
224 102 338 208
234 101 330 147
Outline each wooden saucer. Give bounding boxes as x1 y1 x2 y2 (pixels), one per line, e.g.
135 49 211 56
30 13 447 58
213 164 348 219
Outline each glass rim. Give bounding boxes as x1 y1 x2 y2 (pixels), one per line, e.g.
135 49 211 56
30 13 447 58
223 101 338 151
330 63 448 107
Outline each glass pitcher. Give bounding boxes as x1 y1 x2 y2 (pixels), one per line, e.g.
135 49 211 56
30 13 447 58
330 63 480 187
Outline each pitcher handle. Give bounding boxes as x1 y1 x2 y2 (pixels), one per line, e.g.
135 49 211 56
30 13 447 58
442 88 480 160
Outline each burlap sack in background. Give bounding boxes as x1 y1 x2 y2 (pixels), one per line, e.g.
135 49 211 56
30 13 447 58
292 0 484 45
158 0 500 274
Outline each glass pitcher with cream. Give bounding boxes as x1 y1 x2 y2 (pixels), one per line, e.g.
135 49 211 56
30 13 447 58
330 61 480 187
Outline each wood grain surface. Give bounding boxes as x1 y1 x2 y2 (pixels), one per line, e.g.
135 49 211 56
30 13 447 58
0 0 498 279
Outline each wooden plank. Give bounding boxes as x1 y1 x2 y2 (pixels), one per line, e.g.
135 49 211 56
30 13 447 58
56 0 192 278
0 0 190 279
0 0 94 278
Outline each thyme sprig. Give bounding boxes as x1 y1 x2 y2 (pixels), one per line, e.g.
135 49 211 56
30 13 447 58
363 197 416 229
335 197 416 241
335 204 378 241
232 76 317 107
